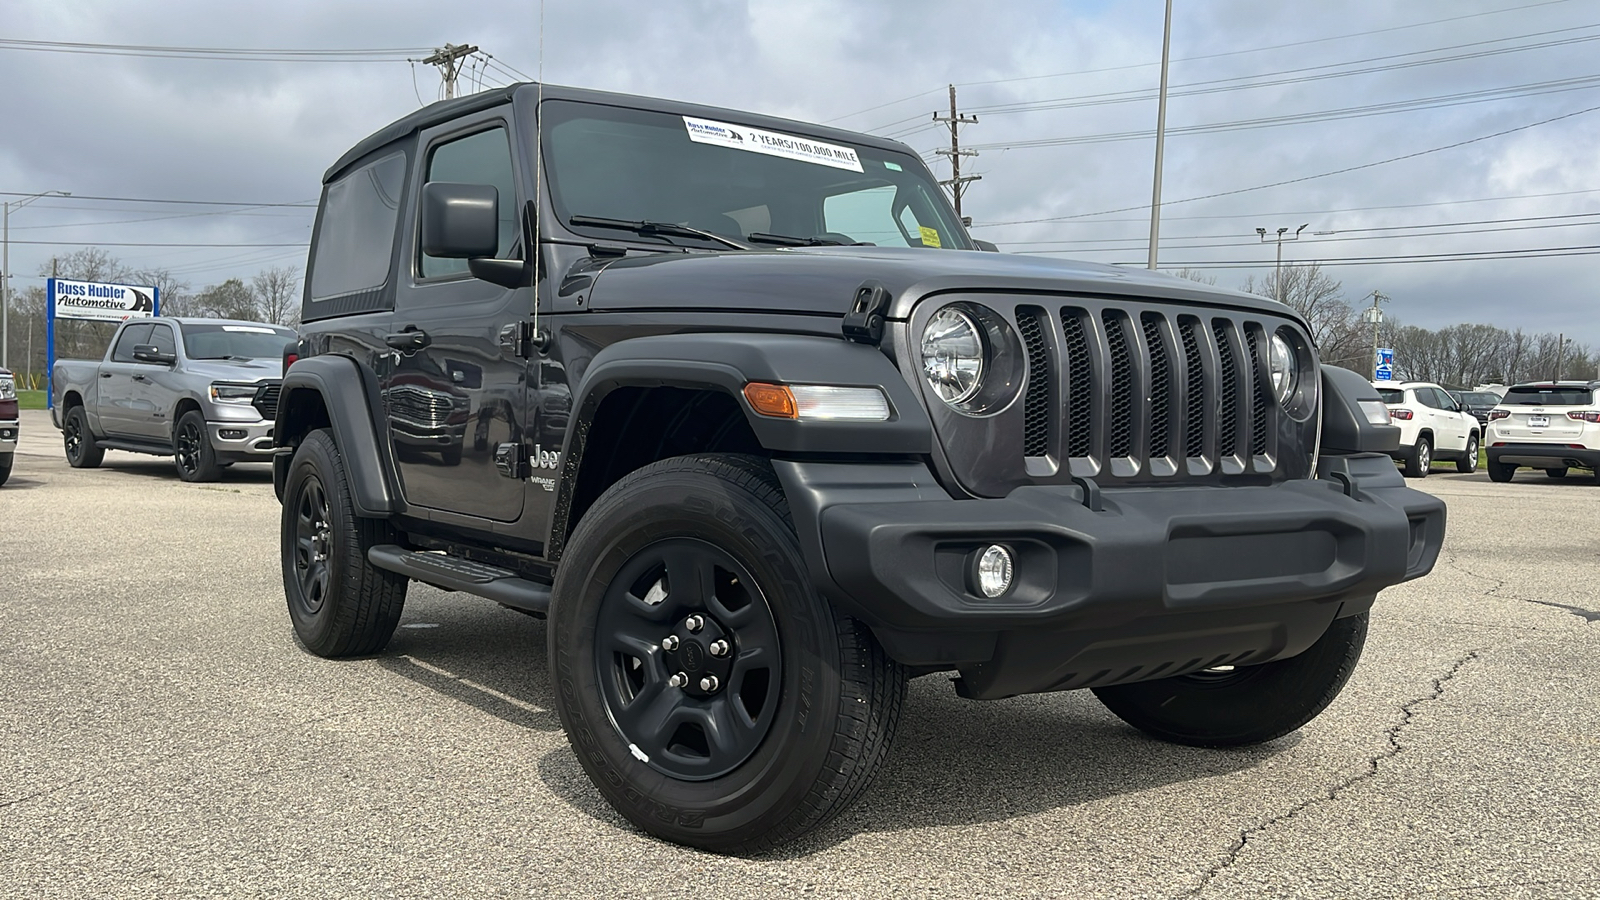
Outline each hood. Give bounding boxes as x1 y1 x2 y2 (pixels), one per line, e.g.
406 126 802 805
183 357 283 381
583 246 1300 323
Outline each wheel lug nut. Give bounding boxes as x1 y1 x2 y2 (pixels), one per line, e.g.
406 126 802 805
685 615 704 633
668 672 688 688
661 635 679 651
699 675 720 692
709 639 729 657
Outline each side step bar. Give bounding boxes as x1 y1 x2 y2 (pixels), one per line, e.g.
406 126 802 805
368 544 551 617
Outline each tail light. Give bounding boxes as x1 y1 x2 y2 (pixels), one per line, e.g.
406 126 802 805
1390 408 1414 420
1567 410 1600 423
1488 409 1509 421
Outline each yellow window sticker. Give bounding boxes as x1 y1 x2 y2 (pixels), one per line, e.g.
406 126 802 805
918 226 942 248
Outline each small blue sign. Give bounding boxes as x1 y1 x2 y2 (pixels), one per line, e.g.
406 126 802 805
1374 364 1394 381
1376 347 1395 366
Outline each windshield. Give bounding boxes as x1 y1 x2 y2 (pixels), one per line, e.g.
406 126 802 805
1461 392 1500 407
1377 388 1404 404
1504 385 1594 406
541 100 970 251
182 323 296 360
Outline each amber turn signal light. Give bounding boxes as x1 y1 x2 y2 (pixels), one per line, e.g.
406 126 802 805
744 382 798 418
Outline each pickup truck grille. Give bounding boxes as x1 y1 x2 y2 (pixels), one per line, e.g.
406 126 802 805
1016 304 1282 480
252 381 282 421
385 384 463 426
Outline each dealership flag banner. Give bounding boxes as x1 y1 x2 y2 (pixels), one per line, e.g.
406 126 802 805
46 278 160 408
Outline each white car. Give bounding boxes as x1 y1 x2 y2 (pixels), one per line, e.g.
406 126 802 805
1372 381 1480 477
1485 381 1600 483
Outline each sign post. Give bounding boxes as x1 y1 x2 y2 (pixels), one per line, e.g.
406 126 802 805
46 278 159 409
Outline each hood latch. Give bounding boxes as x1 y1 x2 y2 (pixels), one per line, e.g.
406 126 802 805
842 281 892 345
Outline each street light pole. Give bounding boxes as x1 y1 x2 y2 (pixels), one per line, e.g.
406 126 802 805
1146 0 1173 270
3 189 71 370
1255 223 1308 304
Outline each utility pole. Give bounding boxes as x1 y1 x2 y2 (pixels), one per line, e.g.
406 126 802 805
3 189 71 369
1256 223 1308 304
1555 333 1566 380
1147 0 1173 270
933 84 980 222
1362 290 1388 380
421 43 480 99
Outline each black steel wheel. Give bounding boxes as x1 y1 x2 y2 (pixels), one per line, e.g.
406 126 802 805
173 410 221 482
594 538 783 781
63 405 104 468
1456 434 1478 474
280 428 407 657
1093 612 1369 747
550 454 905 854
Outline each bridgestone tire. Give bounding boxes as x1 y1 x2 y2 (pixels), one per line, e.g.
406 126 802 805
1456 435 1478 474
1487 460 1515 483
0 453 11 486
549 453 906 854
1546 467 1568 479
173 409 222 483
1092 612 1369 748
63 406 104 469
1403 437 1431 478
281 428 407 657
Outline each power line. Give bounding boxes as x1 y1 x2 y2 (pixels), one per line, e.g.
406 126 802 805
0 37 426 62
973 102 1600 228
7 240 305 248
1092 244 1600 267
0 191 315 208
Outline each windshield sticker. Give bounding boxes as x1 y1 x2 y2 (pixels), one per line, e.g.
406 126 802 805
883 161 903 171
683 116 863 172
918 226 942 248
221 325 278 333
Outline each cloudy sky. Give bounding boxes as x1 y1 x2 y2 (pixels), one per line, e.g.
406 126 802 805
3 0 1597 346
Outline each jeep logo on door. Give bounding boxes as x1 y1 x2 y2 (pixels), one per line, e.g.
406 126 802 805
533 444 560 469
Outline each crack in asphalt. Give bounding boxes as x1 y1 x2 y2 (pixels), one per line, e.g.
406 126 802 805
1443 554 1600 624
1182 650 1482 899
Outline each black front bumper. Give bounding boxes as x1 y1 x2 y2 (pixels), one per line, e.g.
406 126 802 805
1488 443 1600 470
775 453 1445 699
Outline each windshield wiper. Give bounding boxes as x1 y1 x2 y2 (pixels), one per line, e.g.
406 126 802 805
746 232 850 247
569 215 753 251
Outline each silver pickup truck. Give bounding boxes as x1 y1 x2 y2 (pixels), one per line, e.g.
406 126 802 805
51 317 295 482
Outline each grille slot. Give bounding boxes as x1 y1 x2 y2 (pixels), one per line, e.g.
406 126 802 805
1017 308 1052 458
1141 313 1171 460
1103 310 1134 459
1214 320 1240 458
1061 313 1094 458
252 381 282 421
1244 326 1269 456
1179 320 1205 458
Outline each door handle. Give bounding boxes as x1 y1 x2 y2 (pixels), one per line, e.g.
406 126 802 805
100 372 113 378
132 374 150 383
385 328 432 352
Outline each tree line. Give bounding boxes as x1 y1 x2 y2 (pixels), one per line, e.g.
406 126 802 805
1175 263 1595 389
2 248 301 388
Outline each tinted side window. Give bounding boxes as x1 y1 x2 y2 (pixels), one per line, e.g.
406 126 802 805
1415 389 1440 409
309 152 407 301
111 323 154 362
148 323 176 356
421 127 517 279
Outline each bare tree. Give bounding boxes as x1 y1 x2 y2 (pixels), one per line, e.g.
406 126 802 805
194 278 259 320
251 265 301 326
1242 263 1368 370
1166 267 1217 285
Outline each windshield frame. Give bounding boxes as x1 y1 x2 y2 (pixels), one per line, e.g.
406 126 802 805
536 99 973 253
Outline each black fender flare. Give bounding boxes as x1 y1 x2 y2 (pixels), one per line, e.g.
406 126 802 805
548 333 933 558
1319 365 1401 455
273 355 397 516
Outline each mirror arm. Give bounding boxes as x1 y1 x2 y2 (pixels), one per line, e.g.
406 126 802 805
469 257 530 289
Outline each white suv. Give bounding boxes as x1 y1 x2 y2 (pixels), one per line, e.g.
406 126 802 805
1485 381 1600 483
1373 381 1480 477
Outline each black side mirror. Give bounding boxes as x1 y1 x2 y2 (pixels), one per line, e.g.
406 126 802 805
131 344 176 364
421 182 501 259
972 239 999 252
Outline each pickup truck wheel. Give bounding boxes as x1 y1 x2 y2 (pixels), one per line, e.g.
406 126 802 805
1546 466 1568 479
280 428 407 657
1456 435 1478 473
549 453 906 854
1487 460 1515 483
63 406 105 468
1092 612 1368 747
1402 437 1431 478
173 410 222 482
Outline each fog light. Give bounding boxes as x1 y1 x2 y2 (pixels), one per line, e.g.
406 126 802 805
219 428 246 439
973 545 1014 598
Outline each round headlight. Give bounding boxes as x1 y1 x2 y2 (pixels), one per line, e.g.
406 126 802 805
1268 332 1298 405
922 307 985 405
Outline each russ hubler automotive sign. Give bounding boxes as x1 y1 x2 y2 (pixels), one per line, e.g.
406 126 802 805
48 278 158 322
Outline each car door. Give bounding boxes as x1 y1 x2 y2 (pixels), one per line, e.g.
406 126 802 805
1427 387 1467 452
126 321 181 441
97 322 153 437
384 109 530 523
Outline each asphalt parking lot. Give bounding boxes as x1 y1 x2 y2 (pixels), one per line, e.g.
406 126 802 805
2 406 1597 899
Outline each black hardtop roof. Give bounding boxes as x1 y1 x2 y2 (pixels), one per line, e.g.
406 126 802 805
326 82 922 184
